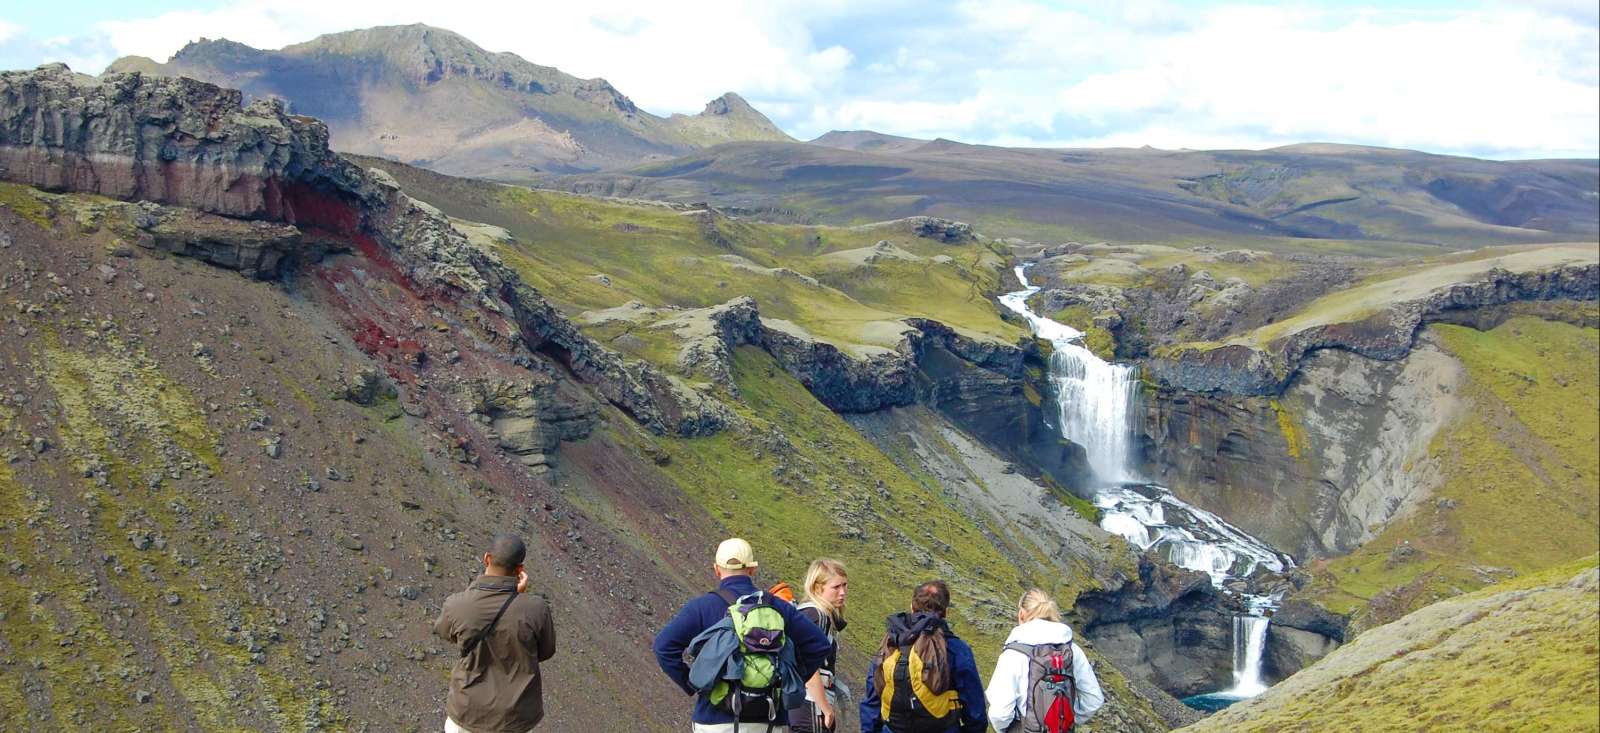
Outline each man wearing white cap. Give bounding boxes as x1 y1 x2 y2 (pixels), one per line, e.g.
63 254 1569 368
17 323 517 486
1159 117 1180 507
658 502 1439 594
653 538 832 732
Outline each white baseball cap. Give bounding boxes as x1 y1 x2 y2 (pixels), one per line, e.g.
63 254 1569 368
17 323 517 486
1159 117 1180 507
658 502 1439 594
715 537 759 571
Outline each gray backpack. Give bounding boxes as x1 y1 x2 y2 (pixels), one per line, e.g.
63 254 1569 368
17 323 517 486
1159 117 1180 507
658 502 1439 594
1003 641 1076 733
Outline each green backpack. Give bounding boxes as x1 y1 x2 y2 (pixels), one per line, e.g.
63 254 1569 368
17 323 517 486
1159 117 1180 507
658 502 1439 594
709 590 788 722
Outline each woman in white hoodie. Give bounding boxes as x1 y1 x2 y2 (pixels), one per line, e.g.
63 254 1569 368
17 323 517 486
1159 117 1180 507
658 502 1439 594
985 589 1105 732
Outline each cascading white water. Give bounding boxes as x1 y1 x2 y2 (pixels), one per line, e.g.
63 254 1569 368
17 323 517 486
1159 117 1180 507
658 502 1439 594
1225 615 1271 698
998 266 1140 482
1001 263 1289 705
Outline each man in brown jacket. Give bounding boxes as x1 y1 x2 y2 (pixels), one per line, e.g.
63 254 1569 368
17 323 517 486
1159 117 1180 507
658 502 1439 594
433 535 556 733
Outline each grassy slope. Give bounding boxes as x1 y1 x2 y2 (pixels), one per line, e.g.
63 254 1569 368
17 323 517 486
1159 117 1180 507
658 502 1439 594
496 186 1022 347
553 141 1596 252
1235 244 1598 347
1180 556 1600 733
356 158 1023 363
0 189 757 731
625 346 1166 732
647 346 1025 655
1305 316 1600 629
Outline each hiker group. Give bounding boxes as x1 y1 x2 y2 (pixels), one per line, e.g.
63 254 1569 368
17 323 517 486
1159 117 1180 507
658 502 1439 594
436 534 1102 732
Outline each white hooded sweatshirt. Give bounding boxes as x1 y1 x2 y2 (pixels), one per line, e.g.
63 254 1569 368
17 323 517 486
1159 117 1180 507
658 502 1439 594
985 618 1105 731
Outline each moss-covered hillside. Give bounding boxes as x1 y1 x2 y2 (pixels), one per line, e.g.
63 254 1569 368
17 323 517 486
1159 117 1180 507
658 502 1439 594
358 155 1024 367
1180 557 1600 733
0 170 1169 731
1305 315 1600 630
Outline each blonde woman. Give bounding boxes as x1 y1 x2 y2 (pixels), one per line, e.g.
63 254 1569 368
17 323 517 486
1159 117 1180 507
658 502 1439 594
790 559 849 732
985 589 1104 732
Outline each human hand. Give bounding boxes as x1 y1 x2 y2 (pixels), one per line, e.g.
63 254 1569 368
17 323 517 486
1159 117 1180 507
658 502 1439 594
819 703 835 729
517 569 529 593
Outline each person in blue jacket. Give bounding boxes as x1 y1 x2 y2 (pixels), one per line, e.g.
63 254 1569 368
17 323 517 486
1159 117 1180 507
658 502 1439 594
654 537 833 732
860 580 987 733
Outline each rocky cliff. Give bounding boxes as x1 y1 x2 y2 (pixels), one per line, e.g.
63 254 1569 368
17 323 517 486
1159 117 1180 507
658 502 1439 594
678 295 1094 492
1145 260 1598 396
1 66 1049 456
0 63 728 441
1140 333 1467 559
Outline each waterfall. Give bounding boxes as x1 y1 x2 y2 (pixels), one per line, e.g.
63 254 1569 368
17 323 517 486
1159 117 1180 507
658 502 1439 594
1001 262 1290 707
998 265 1141 482
1049 346 1141 482
1226 615 1271 698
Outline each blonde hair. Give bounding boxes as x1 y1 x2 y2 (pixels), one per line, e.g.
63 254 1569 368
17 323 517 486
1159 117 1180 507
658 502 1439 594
802 558 848 619
1018 588 1061 623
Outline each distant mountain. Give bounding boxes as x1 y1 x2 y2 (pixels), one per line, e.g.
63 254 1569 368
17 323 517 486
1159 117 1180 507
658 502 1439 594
811 129 931 154
105 24 792 180
666 92 794 147
548 138 1600 251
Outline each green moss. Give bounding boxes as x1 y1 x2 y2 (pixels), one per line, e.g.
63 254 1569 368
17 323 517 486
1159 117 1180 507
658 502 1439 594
1307 317 1600 627
1233 244 1594 348
0 181 54 228
0 444 146 729
1080 326 1117 361
1021 380 1042 407
36 340 335 730
421 185 1022 364
1269 399 1309 461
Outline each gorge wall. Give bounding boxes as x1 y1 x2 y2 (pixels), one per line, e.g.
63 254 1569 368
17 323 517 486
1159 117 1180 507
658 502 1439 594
1139 334 1467 559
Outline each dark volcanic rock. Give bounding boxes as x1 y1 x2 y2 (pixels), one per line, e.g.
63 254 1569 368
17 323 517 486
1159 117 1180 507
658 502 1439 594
0 64 365 220
0 63 724 437
1272 598 1349 643
1144 344 1281 395
906 216 974 243
1264 624 1340 682
1074 558 1237 698
1146 262 1599 396
683 296 1093 491
1075 558 1343 698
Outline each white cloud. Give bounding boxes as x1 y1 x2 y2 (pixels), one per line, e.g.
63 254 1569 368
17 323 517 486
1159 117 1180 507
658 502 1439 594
0 20 20 45
798 3 1599 158
3 2 1595 159
1042 5 1599 158
85 0 853 114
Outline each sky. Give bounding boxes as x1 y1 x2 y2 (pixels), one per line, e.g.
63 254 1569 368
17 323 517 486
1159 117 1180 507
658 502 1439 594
2 0 1597 159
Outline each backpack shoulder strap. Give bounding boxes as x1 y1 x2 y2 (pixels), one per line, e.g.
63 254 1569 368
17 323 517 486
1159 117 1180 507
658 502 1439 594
461 591 519 658
713 588 739 605
796 602 831 635
1004 641 1035 656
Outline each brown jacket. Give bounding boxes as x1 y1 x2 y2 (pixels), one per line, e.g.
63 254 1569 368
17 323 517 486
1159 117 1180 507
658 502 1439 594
433 574 556 732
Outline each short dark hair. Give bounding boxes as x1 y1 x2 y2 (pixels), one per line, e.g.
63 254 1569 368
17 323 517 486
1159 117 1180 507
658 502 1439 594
488 534 526 569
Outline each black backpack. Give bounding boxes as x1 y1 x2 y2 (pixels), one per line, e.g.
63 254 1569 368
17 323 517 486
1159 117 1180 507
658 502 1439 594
1004 641 1076 733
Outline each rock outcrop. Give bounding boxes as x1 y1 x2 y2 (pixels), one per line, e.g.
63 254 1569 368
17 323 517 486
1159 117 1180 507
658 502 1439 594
467 377 599 473
1263 598 1347 681
906 216 975 243
1146 262 1599 396
1141 334 1467 559
0 63 725 438
1073 558 1241 698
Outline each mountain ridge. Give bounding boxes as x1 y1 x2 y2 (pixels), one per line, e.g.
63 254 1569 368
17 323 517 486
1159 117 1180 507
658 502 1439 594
105 24 793 179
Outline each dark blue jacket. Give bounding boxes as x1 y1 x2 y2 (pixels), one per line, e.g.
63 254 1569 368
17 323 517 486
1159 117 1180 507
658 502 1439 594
653 574 832 725
859 632 987 733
